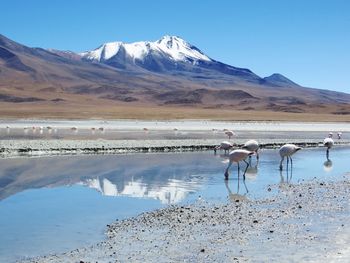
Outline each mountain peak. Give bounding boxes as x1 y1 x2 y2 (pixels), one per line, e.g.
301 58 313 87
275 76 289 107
156 35 186 46
80 35 211 63
263 73 300 87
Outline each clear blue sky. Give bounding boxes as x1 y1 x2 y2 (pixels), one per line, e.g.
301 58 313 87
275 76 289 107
1 0 349 93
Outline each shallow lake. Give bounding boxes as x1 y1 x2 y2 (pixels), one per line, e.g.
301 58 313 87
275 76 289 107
0 146 349 262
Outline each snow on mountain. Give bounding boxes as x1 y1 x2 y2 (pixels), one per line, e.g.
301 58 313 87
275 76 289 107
83 177 202 204
80 35 212 64
155 35 211 62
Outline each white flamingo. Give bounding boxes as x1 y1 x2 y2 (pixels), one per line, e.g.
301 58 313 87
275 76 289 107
225 130 235 139
328 132 333 138
279 144 302 170
337 132 342 139
323 137 334 160
224 149 254 180
242 140 260 160
214 141 233 154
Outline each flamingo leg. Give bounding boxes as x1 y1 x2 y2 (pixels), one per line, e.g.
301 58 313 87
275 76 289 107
225 160 232 180
243 178 249 193
279 157 284 170
243 159 249 181
237 162 240 177
256 149 259 160
326 148 329 160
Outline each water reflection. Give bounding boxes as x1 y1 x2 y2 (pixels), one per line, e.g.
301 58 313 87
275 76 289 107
224 180 248 202
323 159 333 172
279 169 292 184
82 176 202 204
246 158 259 180
0 153 221 204
1 148 350 262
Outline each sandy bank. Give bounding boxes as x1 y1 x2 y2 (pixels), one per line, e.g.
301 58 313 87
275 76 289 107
23 176 350 262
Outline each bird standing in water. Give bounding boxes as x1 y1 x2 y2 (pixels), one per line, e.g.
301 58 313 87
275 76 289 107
225 130 235 140
214 141 233 154
279 144 302 171
242 140 260 160
323 137 334 160
224 149 254 180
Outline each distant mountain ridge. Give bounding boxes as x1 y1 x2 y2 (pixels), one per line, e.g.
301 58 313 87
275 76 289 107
0 33 350 117
79 35 269 84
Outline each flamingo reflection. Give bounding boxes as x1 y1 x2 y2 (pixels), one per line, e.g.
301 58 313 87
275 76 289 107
224 176 249 203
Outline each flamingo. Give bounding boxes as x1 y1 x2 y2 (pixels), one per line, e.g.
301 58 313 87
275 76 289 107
337 132 342 140
225 130 235 140
328 132 333 138
323 137 334 160
214 141 233 154
279 144 302 171
242 140 260 160
224 149 254 180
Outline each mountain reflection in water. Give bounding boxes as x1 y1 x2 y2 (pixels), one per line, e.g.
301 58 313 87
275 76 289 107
1 148 350 262
0 152 221 204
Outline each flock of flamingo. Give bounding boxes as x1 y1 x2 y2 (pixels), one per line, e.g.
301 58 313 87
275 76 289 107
215 130 342 181
3 126 106 134
1 126 344 181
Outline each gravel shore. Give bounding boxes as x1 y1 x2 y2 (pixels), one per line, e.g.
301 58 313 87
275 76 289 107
23 176 350 263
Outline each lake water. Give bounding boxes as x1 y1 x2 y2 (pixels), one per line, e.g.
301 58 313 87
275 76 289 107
0 146 349 262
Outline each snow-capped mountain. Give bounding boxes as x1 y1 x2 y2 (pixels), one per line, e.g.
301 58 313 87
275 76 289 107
80 35 211 64
79 35 261 81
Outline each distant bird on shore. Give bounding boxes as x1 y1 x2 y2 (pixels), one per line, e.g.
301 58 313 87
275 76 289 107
328 132 333 138
225 130 235 140
214 141 233 154
279 144 302 170
224 149 254 180
337 132 342 139
323 137 334 160
242 140 260 160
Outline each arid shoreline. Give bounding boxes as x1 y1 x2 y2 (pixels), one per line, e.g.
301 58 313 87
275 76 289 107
0 104 349 122
22 177 350 262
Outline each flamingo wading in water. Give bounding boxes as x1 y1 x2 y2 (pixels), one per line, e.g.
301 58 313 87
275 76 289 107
323 137 334 160
214 141 233 154
224 149 254 180
225 130 235 140
242 140 260 160
279 144 302 171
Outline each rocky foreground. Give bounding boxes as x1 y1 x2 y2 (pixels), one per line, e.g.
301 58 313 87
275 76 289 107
24 176 350 263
